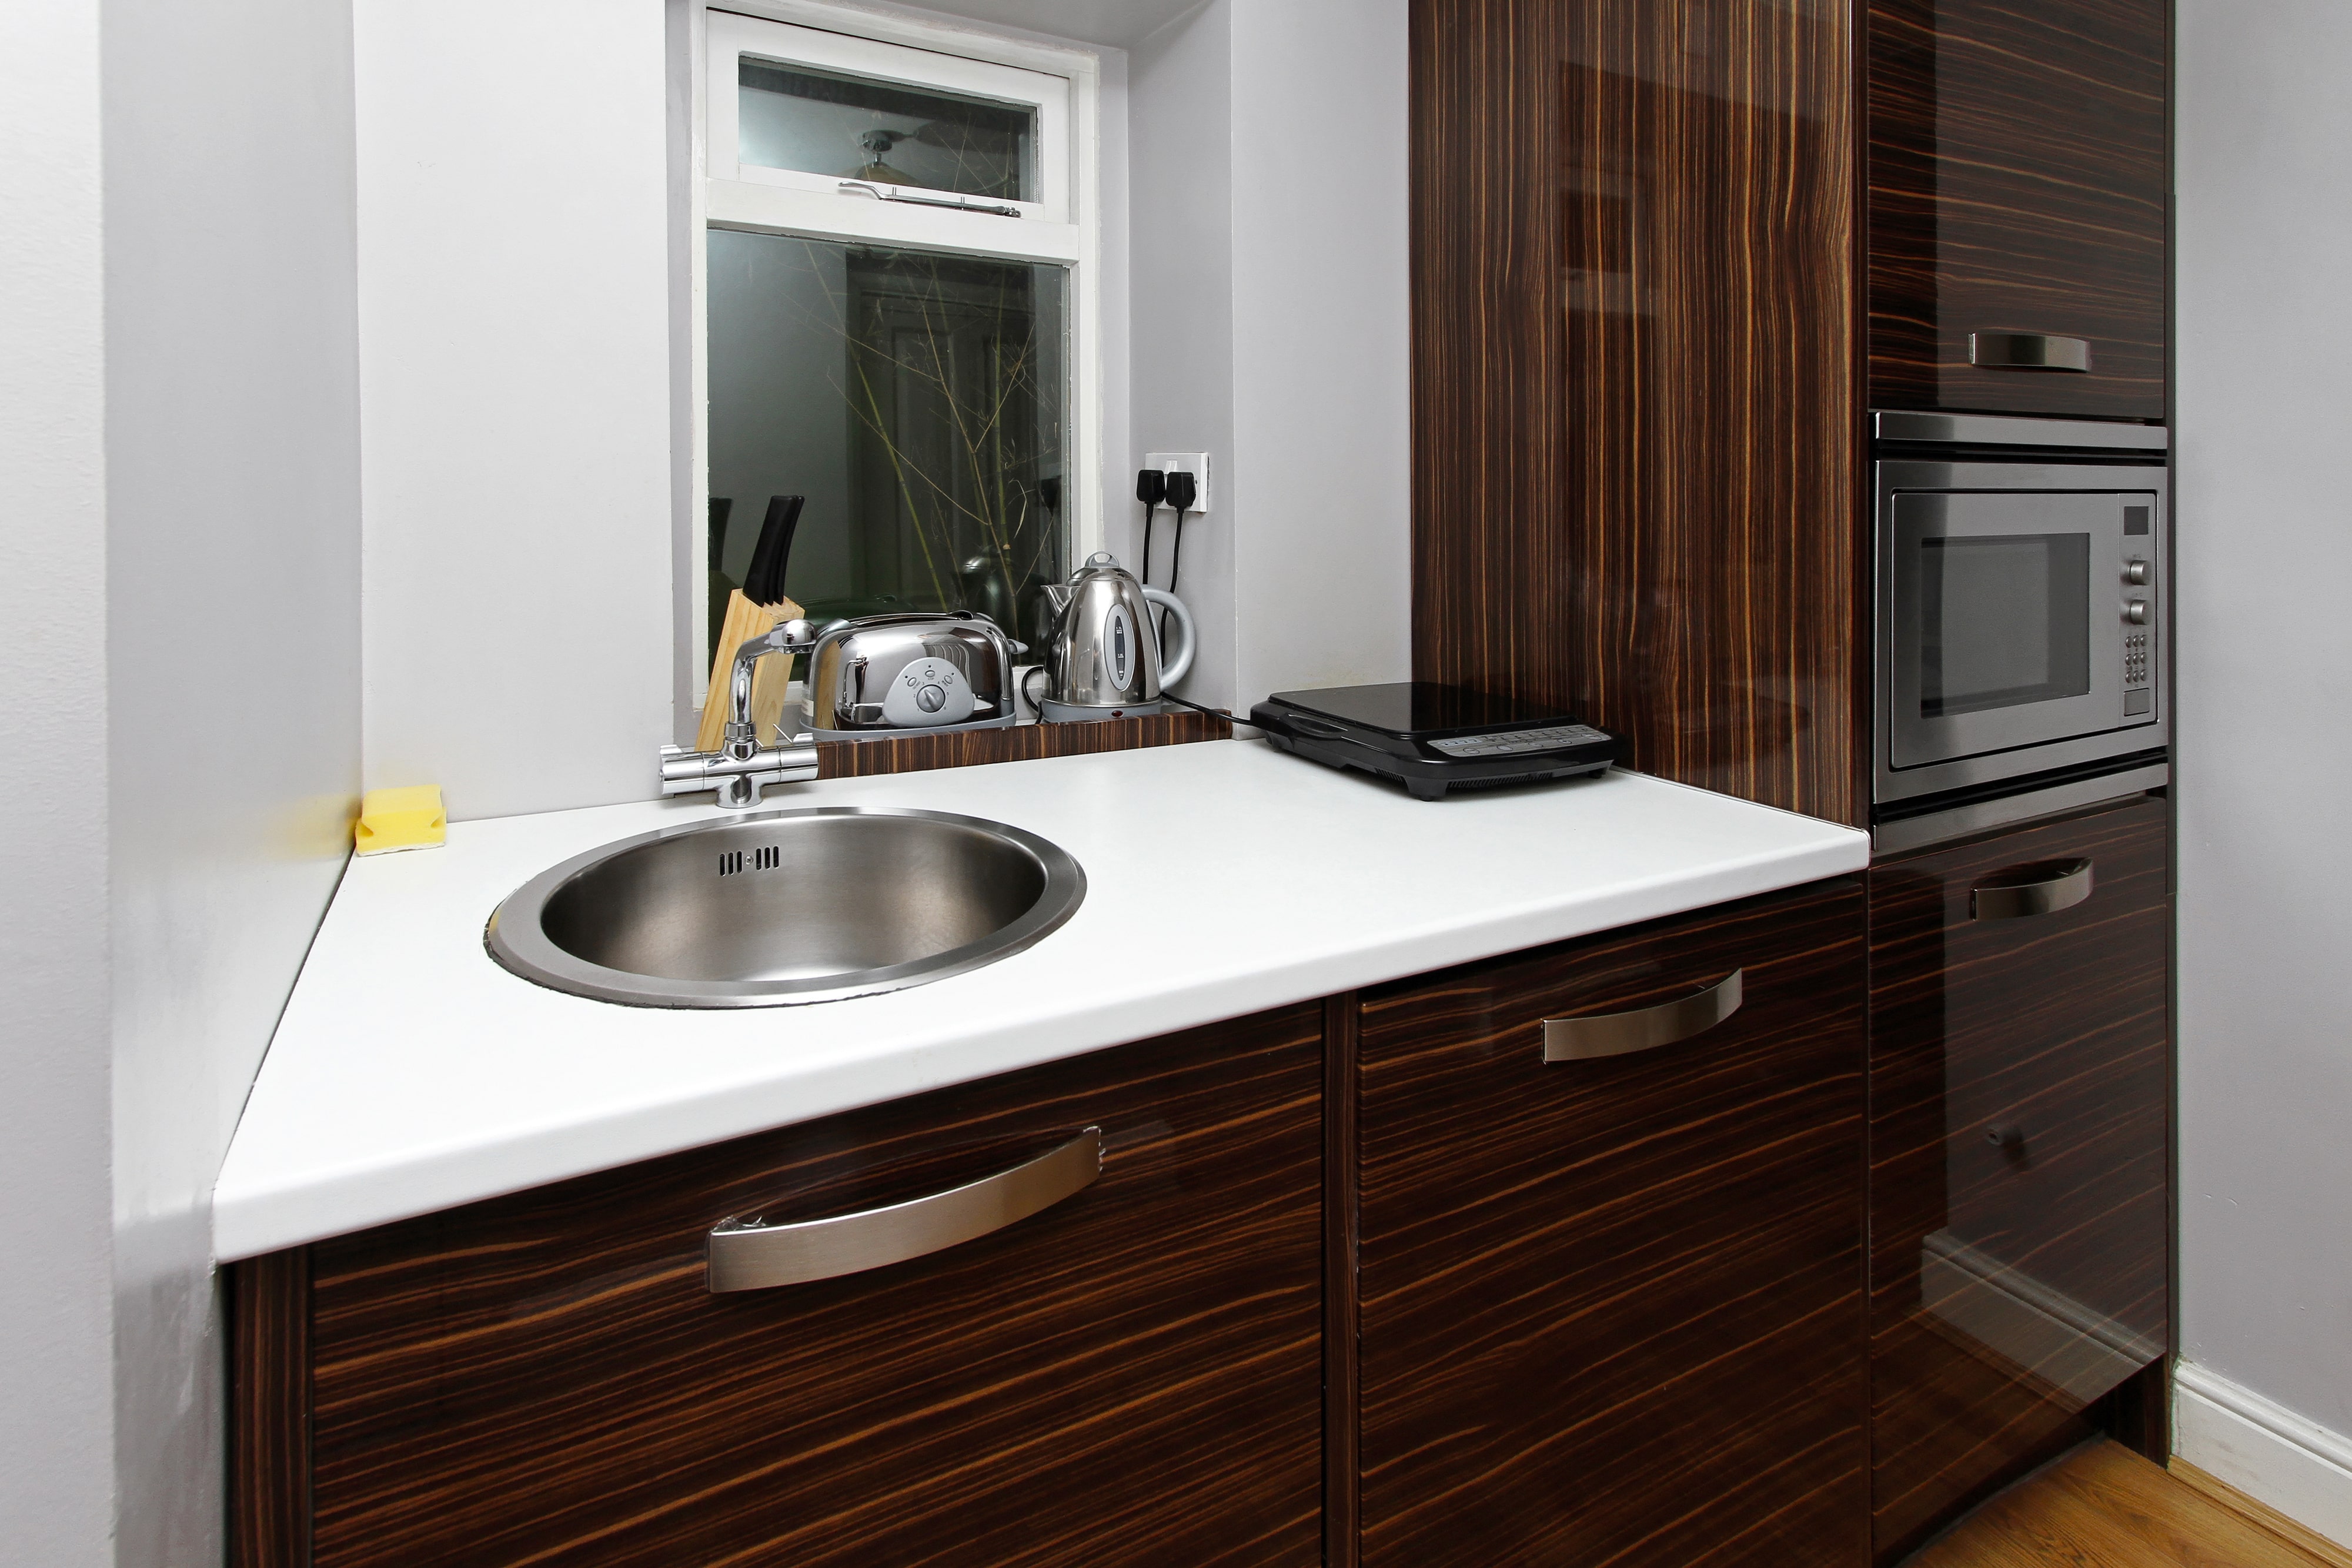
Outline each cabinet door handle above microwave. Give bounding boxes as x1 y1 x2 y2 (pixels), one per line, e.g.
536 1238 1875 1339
1970 332 2092 373
1971 858 2094 921
1544 969 1743 1062
706 1127 1102 1293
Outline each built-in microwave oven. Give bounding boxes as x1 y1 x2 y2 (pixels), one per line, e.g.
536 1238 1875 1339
1874 412 2168 824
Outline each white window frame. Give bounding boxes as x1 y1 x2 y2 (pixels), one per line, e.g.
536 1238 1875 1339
690 2 1104 706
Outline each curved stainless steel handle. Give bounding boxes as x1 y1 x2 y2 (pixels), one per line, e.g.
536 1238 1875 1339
1969 331 2092 373
1543 969 1742 1062
1971 858 2093 921
707 1127 1102 1293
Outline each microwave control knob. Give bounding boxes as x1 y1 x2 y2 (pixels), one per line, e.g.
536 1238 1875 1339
2123 599 2150 625
2124 559 2151 585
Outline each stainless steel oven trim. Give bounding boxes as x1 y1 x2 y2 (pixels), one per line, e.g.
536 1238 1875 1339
1875 459 2168 806
1872 411 2170 451
1872 762 2169 856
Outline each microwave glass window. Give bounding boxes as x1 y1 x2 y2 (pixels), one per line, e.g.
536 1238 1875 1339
737 57 1038 203
1919 534 2091 718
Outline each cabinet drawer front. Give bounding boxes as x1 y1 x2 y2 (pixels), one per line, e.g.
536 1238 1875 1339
1868 797 2170 1560
1357 878 1868 1568
1867 0 2167 420
303 1008 1325 1568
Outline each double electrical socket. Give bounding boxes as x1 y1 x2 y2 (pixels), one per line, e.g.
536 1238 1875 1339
1143 451 1212 515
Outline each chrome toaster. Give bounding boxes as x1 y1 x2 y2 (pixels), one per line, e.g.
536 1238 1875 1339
800 611 1022 740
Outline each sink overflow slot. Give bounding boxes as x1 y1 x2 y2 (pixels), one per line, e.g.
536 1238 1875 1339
718 846 783 877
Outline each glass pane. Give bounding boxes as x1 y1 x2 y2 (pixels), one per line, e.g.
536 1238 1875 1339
1919 534 2090 718
705 229 1068 666
737 57 1037 203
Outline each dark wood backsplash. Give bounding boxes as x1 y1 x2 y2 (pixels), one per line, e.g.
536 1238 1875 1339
1411 0 1866 825
816 709 1230 779
1865 0 2169 420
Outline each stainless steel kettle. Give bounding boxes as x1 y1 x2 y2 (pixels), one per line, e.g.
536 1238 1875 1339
1030 552 1195 721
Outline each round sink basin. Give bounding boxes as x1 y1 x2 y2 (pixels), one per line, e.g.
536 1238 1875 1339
486 807 1085 1008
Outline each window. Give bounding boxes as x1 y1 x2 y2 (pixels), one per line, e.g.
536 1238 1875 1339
693 7 1100 697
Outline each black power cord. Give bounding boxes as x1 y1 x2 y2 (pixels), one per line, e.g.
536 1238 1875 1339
1161 469 1197 593
1158 468 1197 649
1135 467 1166 583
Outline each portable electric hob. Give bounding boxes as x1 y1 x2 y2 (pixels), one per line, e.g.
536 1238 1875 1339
1250 681 1619 801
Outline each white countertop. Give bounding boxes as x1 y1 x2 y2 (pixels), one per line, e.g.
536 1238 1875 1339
212 739 1870 1261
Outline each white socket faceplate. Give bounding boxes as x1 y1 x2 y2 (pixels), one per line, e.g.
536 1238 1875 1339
1143 451 1212 515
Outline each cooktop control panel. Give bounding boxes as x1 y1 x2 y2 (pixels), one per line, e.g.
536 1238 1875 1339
1427 724 1611 760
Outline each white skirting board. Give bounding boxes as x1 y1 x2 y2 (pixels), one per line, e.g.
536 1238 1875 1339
2175 1358 2352 1549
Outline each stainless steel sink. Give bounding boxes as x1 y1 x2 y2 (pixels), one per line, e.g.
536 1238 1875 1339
486 807 1085 1008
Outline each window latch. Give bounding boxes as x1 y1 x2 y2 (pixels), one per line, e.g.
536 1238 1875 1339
837 179 1020 219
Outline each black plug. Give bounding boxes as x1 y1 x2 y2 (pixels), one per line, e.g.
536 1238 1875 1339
1136 467 1167 582
1162 469 1196 513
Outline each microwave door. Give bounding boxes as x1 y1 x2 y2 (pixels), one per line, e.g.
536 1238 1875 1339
1887 492 2125 772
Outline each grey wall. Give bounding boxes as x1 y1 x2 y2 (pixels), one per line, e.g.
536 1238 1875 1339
2 2 362 1562
101 2 365 1563
2176 0 2352 1435
1229 0 1411 701
0 1 118 1562
1130 0 1241 707
1130 0 1414 714
356 0 673 821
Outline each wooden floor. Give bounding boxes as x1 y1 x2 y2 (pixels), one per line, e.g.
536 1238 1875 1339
1909 1440 2341 1568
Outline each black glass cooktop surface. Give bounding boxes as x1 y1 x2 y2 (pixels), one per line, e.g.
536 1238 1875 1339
1266 681 1583 739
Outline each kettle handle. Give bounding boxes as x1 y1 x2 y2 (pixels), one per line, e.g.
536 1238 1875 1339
1142 587 1195 687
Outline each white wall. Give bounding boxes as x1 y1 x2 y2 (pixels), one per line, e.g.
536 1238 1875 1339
356 0 674 821
101 2 365 1564
0 2 118 1562
2176 0 2352 1523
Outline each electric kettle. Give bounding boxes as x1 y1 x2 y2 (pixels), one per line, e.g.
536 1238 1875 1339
1028 552 1195 721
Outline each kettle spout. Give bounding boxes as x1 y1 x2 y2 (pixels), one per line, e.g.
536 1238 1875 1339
1041 581 1075 614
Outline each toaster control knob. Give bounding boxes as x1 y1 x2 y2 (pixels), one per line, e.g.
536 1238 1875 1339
880 658 977 727
2123 599 2150 624
2124 559 2150 585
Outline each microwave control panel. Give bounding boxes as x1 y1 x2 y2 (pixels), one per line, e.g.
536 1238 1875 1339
2122 500 2155 715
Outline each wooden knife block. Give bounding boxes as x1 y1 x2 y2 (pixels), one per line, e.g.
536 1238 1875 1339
696 589 805 753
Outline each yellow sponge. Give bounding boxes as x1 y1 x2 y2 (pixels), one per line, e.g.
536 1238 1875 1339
355 785 446 855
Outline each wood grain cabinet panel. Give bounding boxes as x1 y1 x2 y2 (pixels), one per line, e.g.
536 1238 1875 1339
1868 797 2171 1563
1355 878 1869 1567
1411 0 1864 825
1866 0 2170 420
270 1007 1325 1568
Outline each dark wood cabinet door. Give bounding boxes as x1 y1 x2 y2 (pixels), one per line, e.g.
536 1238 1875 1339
1867 0 2169 420
291 1008 1325 1568
1868 797 2170 1562
1355 880 1869 1567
